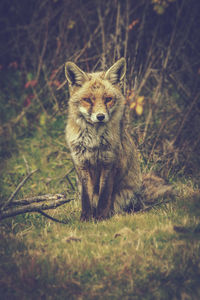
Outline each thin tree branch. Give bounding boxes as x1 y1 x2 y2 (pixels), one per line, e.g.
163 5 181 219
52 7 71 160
0 169 38 212
124 0 130 60
6 193 67 207
38 210 70 224
136 198 175 214
0 194 74 221
97 5 106 70
172 91 200 145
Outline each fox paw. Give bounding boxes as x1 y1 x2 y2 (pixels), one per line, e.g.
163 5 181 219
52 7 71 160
80 212 92 221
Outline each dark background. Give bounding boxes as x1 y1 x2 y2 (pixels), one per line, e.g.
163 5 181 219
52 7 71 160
0 0 200 182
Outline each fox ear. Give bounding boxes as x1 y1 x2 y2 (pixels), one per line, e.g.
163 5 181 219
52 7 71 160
105 58 126 84
65 62 88 86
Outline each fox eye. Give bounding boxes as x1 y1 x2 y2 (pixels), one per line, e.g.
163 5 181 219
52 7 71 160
105 97 112 104
83 97 92 104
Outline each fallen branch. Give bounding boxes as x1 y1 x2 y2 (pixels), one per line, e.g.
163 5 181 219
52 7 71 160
0 167 75 222
0 193 74 221
0 169 38 212
7 194 69 207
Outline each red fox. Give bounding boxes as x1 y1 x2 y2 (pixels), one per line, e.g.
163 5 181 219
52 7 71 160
65 58 143 220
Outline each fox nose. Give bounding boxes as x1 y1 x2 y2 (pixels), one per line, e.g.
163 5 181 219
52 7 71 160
96 113 105 122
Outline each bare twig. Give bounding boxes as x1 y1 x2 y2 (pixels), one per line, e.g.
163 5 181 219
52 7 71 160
145 116 174 171
42 65 60 110
57 23 101 90
74 24 101 63
0 108 30 136
136 198 175 214
124 0 130 60
39 210 70 224
97 6 106 70
36 24 48 80
172 92 200 145
66 175 75 191
0 169 38 212
114 1 121 61
23 155 31 174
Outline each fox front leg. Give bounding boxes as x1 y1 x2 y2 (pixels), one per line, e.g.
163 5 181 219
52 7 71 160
96 167 114 220
78 170 94 221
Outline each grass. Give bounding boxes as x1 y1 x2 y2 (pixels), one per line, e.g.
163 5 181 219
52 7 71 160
0 119 200 300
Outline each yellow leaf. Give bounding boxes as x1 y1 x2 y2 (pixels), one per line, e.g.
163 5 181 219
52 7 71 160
136 105 143 116
130 102 136 109
68 20 75 29
155 5 165 14
137 96 144 104
40 113 46 126
31 183 37 188
22 116 28 127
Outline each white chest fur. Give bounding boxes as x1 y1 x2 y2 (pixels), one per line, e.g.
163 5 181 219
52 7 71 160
68 124 118 166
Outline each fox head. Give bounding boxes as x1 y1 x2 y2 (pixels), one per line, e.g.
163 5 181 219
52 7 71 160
65 58 126 125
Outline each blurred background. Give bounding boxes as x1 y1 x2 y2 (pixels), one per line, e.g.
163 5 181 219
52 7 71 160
0 0 200 186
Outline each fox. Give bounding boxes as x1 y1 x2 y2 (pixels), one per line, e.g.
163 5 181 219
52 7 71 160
64 58 144 220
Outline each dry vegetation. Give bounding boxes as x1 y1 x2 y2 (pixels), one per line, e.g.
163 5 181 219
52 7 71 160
0 0 200 299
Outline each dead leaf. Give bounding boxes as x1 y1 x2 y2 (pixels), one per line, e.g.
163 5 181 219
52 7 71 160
65 236 81 243
114 227 134 239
